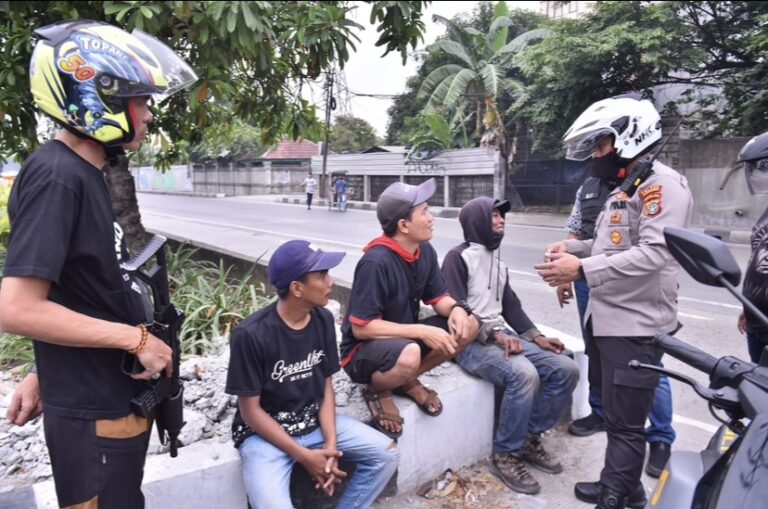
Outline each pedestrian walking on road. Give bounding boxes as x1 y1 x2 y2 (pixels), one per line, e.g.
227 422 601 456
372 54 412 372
535 95 693 509
302 172 318 210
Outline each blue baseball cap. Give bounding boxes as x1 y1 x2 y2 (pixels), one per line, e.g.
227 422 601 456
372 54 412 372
268 240 345 290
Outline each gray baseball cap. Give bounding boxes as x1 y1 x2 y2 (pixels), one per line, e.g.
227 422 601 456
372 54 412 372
376 178 436 232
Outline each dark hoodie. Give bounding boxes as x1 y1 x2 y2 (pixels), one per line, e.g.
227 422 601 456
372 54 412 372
442 196 542 342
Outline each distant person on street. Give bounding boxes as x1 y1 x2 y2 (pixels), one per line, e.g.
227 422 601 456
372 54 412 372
736 131 768 362
443 196 579 495
339 178 477 438
334 176 349 211
0 20 196 508
226 240 399 508
302 172 318 210
558 173 677 480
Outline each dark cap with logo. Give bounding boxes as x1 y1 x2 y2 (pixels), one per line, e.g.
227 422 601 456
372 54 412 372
268 240 345 291
376 178 436 232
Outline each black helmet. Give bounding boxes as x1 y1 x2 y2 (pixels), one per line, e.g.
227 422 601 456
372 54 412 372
737 132 768 195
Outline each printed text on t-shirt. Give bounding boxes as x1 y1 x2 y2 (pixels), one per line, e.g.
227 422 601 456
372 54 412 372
271 350 326 382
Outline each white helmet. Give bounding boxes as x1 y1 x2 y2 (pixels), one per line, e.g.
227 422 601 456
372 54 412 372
563 96 662 161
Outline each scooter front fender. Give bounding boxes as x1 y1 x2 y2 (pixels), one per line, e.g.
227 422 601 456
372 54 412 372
648 451 703 508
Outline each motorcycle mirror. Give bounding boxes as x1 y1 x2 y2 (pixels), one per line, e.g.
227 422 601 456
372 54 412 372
663 227 741 287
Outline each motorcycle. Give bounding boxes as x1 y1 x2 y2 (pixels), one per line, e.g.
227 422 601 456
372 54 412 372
631 227 768 509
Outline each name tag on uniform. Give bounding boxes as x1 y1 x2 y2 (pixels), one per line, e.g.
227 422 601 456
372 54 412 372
584 192 599 199
610 200 628 210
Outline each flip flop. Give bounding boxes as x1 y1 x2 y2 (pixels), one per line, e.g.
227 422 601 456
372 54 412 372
393 379 443 417
362 387 403 439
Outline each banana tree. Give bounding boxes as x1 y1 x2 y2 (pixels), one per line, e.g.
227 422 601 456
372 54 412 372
417 1 548 199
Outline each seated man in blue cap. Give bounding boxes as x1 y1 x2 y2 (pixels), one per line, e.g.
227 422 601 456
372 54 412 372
226 240 399 509
339 178 478 439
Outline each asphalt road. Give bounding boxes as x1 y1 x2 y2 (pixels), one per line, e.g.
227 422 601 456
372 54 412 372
137 193 755 465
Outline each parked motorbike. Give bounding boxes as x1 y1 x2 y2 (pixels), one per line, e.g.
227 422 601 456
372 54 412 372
630 227 768 509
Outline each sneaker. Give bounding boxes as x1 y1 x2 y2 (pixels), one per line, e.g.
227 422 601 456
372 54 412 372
520 434 563 474
645 442 671 478
568 412 607 437
490 452 541 495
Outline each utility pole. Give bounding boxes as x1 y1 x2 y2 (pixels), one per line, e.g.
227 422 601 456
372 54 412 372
321 72 334 199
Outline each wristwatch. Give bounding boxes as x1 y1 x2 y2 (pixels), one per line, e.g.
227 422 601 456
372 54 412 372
451 300 473 316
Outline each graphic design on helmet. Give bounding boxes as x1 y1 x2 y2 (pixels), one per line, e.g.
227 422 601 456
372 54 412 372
562 96 662 163
30 20 197 146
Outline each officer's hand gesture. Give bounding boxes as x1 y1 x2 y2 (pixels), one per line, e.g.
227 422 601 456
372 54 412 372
556 283 573 307
534 252 582 286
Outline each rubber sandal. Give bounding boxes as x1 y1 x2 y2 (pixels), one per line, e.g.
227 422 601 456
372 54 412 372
362 387 403 439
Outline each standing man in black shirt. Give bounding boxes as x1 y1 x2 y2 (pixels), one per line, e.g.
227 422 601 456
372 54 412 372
339 178 477 438
737 131 768 362
0 20 197 508
226 240 399 508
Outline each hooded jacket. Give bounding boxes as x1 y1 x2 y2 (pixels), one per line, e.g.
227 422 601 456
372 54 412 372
442 197 542 342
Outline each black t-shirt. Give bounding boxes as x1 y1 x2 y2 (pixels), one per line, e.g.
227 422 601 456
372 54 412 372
4 140 149 419
340 242 448 358
225 303 340 447
743 206 768 333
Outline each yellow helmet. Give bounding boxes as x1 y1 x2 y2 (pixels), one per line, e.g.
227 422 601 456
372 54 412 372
30 20 197 146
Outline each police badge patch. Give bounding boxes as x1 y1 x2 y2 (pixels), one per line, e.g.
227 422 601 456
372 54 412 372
640 185 663 217
610 230 623 245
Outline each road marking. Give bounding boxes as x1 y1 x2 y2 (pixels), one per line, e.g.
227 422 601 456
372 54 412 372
678 312 714 321
679 296 741 310
672 414 719 434
144 211 364 250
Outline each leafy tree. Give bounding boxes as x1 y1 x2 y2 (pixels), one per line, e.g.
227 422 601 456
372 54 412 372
0 1 429 250
328 115 380 153
517 1 768 153
405 112 472 160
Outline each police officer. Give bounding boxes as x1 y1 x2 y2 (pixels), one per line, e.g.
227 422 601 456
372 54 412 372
535 96 693 509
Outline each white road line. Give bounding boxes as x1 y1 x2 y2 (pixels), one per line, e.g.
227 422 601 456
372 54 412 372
679 296 741 310
145 211 363 250
678 312 714 321
672 414 719 434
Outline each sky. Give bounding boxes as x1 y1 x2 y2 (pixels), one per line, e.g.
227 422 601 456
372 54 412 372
309 1 539 140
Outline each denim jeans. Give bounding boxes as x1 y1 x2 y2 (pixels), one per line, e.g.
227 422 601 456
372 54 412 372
239 414 399 509
747 331 768 363
577 281 676 445
456 339 579 453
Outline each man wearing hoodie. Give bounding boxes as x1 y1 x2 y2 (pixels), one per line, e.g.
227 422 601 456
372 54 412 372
339 178 477 439
442 196 579 495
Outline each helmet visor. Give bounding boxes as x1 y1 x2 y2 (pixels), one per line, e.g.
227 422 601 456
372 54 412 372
563 128 615 161
746 159 768 195
129 29 198 100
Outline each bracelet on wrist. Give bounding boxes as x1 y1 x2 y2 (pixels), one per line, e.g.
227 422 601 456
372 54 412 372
451 301 473 316
128 324 149 355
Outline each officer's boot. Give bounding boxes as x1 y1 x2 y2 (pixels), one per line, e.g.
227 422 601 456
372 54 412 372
596 486 628 509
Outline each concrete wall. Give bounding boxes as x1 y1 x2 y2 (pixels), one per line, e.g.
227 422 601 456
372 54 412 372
192 161 310 196
678 137 768 230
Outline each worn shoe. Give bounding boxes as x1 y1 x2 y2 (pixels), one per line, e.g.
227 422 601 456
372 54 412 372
490 452 541 495
568 412 607 436
645 441 671 478
520 434 563 474
575 481 647 508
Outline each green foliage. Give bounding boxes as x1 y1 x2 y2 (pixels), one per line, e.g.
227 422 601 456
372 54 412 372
517 1 768 152
329 115 380 153
0 1 429 163
406 112 473 159
165 243 273 356
0 181 10 247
